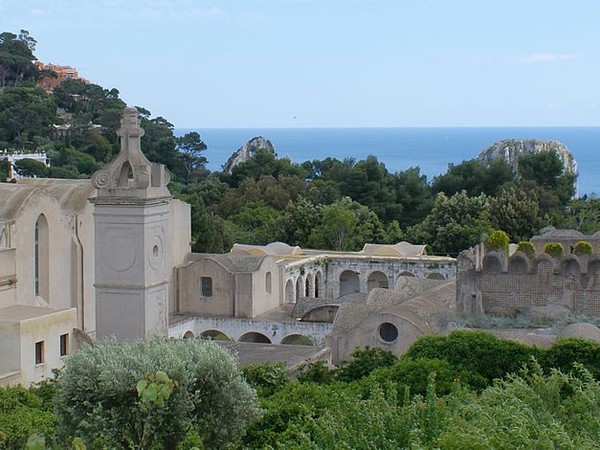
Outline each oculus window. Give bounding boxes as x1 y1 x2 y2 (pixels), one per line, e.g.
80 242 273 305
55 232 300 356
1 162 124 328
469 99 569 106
378 323 398 343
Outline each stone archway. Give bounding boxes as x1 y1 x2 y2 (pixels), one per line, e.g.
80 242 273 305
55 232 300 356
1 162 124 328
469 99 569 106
183 331 194 339
339 270 360 297
200 329 232 341
239 332 272 343
280 334 314 346
302 305 339 323
296 277 303 300
426 273 445 280
315 271 322 298
367 271 389 291
285 279 294 303
305 274 313 297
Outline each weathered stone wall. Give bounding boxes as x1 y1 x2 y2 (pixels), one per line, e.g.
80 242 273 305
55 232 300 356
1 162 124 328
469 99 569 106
169 315 332 345
531 230 600 254
458 248 600 317
177 257 235 317
284 256 456 302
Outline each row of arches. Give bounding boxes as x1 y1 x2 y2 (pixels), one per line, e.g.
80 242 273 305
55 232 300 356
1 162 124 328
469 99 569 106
285 268 447 303
481 251 600 276
182 329 314 345
285 271 324 303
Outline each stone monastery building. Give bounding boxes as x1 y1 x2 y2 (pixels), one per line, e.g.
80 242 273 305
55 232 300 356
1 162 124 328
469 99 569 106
0 108 455 386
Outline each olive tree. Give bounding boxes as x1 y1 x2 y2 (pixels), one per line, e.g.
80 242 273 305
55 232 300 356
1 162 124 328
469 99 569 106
54 337 260 449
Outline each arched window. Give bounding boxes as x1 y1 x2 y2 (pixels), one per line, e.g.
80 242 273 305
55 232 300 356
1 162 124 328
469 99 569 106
285 280 294 303
315 271 322 298
118 161 133 187
265 271 272 294
339 270 360 297
367 271 389 291
239 332 271 343
305 275 312 297
34 214 49 300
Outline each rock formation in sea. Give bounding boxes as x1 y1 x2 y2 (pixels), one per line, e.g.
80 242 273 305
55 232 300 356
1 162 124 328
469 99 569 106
478 139 577 175
223 136 276 173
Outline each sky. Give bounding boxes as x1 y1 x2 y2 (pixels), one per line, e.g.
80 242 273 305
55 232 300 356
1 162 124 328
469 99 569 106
2 0 600 128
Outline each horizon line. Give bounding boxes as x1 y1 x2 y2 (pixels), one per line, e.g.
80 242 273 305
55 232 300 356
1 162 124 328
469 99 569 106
175 125 600 130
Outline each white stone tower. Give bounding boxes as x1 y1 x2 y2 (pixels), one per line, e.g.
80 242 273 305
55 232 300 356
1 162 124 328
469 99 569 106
91 107 171 340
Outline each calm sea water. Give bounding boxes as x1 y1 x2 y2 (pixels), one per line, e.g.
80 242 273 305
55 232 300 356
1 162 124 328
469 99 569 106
176 127 600 195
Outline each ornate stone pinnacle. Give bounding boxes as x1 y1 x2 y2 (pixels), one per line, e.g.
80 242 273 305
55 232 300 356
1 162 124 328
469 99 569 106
91 107 170 198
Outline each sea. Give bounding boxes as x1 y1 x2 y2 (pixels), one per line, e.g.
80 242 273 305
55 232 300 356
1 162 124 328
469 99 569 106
176 127 600 196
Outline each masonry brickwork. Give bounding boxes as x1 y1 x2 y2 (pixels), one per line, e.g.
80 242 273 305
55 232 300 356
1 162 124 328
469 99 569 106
457 237 600 318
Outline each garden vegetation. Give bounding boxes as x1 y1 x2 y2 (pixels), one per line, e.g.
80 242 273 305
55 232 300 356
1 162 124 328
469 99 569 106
4 332 600 448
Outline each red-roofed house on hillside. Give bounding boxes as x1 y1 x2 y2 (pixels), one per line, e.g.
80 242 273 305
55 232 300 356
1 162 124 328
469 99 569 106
35 62 88 92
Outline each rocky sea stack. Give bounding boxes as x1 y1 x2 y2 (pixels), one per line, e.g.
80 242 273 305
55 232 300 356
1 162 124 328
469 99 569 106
223 136 276 173
478 139 577 175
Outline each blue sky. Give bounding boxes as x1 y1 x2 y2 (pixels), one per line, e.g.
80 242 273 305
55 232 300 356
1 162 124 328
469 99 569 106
2 0 599 127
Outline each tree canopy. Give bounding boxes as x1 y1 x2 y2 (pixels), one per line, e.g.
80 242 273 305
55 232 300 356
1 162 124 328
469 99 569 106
0 28 586 256
54 337 260 450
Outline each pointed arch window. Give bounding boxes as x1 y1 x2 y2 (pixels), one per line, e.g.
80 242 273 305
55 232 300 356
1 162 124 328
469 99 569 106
34 214 49 299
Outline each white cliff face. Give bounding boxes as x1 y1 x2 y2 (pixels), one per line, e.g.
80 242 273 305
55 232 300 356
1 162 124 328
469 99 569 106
478 139 577 175
223 136 276 173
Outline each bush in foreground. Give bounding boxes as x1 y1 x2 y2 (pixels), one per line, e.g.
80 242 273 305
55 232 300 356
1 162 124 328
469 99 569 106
54 336 260 449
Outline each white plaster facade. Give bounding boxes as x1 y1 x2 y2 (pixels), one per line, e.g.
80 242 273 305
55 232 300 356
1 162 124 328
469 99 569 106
0 108 191 386
1 150 49 180
0 179 95 386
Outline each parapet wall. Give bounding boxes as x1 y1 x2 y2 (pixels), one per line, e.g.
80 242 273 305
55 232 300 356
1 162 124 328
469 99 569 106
457 248 600 317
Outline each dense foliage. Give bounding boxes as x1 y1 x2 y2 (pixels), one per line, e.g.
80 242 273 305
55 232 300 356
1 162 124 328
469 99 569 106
5 333 600 448
544 242 565 258
1 29 594 257
516 240 536 259
0 383 56 449
574 240 594 255
484 230 510 253
54 337 260 449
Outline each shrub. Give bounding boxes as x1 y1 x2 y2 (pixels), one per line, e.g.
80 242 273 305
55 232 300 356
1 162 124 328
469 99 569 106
573 241 593 256
484 230 510 253
516 241 536 259
541 337 600 379
297 361 335 384
436 365 600 448
0 386 56 449
13 158 48 178
335 347 398 382
242 362 289 397
55 337 260 450
368 358 462 398
405 330 539 389
543 242 564 258
241 381 354 449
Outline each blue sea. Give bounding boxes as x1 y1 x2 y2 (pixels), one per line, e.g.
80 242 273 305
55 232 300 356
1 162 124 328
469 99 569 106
176 127 600 195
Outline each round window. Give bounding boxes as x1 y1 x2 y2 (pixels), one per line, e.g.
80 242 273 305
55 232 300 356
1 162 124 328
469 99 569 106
378 322 398 343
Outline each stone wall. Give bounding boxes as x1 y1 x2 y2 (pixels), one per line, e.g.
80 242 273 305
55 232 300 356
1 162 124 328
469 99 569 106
283 256 456 303
169 315 332 345
457 248 600 317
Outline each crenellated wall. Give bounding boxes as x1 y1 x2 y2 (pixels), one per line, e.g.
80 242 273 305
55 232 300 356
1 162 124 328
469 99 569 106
457 246 600 317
